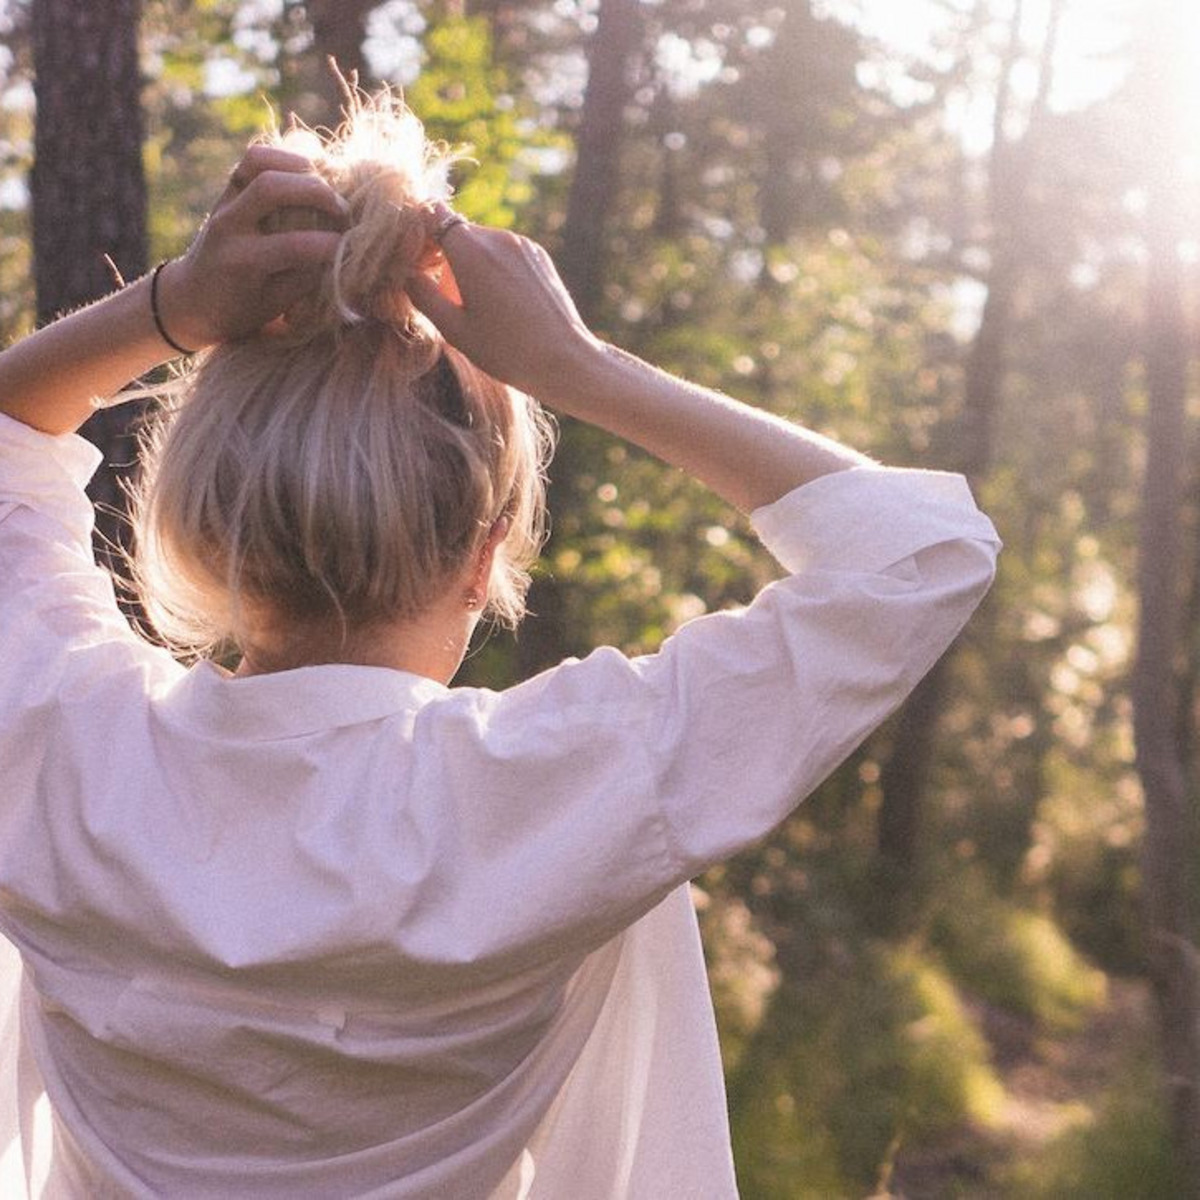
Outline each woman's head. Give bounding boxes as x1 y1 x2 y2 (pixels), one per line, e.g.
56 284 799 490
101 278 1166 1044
132 93 554 660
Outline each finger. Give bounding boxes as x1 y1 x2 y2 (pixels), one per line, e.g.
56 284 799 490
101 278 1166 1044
406 272 468 343
212 145 322 214
427 201 470 244
247 229 345 274
231 144 324 189
438 258 464 306
262 265 326 315
226 170 349 231
432 225 521 307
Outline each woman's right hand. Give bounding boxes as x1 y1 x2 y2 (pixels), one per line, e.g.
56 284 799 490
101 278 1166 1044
406 213 602 398
409 212 872 515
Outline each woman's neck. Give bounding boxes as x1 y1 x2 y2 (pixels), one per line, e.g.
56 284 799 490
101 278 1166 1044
234 599 476 683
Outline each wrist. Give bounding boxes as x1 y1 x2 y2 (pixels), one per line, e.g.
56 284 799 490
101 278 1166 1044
535 333 616 416
152 258 213 355
150 261 199 356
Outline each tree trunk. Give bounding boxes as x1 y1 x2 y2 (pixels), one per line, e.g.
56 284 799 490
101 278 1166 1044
517 0 641 679
556 0 640 322
874 0 1064 891
1137 199 1200 1200
306 0 376 120
1134 8 1200 1191
31 0 147 587
755 1 819 246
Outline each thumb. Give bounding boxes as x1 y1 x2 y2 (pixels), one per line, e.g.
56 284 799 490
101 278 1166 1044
407 271 467 344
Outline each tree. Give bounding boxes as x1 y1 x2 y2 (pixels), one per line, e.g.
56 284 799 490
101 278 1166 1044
735 0 865 245
875 0 1067 906
556 0 642 322
1132 4 1200 1191
281 0 377 124
31 0 147 576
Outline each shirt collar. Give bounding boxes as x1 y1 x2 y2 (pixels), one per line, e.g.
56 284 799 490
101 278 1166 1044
157 659 448 741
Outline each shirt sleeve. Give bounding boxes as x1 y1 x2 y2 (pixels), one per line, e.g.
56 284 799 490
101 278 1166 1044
0 411 103 544
414 466 1000 959
0 413 170 729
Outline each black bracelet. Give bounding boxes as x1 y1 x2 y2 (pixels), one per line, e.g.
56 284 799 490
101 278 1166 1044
150 261 196 357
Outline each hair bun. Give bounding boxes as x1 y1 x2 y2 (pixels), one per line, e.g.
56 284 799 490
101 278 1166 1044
270 92 461 350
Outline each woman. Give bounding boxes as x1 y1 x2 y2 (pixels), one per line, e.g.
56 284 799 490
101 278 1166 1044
0 97 998 1197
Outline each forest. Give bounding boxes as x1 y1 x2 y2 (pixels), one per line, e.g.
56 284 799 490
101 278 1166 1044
2 0 1199 1194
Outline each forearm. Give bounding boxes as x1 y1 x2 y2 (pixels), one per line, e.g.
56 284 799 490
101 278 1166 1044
0 273 176 436
547 342 873 514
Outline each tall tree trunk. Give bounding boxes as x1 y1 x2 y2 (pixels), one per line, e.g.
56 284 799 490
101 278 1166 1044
1134 6 1200 1191
651 85 682 242
874 0 1065 898
556 0 640 323
1178 478 1200 773
306 0 376 119
518 0 641 679
756 1 819 246
31 0 147 587
275 0 375 127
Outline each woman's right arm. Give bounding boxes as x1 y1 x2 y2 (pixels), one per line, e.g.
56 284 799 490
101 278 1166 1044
407 222 870 511
408 219 1000 955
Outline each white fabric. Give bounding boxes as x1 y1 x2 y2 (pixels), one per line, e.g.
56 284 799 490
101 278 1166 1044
0 410 999 1197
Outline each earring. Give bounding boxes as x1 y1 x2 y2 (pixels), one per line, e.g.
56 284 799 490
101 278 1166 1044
464 591 481 611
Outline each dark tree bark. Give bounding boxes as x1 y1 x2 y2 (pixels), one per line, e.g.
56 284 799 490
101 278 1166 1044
1137 191 1200 1200
1134 8 1200 1192
651 86 682 242
31 0 147 583
32 0 145 326
556 0 641 323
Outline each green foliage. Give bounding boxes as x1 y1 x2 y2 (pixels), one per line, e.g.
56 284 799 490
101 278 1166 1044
409 16 564 230
1002 1055 1179 1199
694 878 780 1073
1029 749 1145 973
141 0 284 262
930 870 1107 1035
729 941 1005 1196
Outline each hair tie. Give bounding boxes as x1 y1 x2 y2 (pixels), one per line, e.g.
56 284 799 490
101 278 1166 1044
151 261 197 357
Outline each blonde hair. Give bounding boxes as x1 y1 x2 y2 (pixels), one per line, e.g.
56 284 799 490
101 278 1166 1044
131 94 554 658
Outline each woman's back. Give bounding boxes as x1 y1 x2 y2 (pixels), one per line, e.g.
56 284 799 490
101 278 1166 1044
2 620 732 1197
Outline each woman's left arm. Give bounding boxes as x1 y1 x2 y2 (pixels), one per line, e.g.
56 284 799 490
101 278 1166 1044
0 145 346 436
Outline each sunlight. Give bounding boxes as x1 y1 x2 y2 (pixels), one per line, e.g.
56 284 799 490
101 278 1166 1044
1160 4 1200 147
831 0 1200 157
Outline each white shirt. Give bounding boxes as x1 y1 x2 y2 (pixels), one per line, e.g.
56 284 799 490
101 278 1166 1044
0 411 999 1197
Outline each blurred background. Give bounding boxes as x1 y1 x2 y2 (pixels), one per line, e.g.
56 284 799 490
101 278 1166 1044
1 0 1198 1194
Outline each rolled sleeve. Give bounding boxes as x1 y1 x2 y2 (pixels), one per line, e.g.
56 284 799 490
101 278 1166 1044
0 412 168 759
751 465 999 574
433 466 1000 953
0 412 103 547
647 467 999 874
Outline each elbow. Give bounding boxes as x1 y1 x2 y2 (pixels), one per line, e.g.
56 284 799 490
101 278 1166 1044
962 532 1002 602
911 534 1001 652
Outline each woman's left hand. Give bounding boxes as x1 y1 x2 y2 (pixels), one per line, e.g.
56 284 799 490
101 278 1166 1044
156 145 348 351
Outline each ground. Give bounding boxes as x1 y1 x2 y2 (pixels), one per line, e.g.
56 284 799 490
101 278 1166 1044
882 978 1155 1199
